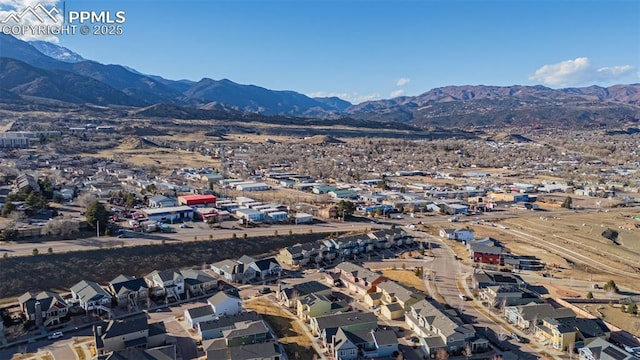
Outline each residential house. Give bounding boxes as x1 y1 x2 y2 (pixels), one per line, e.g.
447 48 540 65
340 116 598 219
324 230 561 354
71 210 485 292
331 327 398 360
198 312 261 340
278 280 332 308
296 293 349 323
480 285 541 308
473 271 523 289
439 228 474 242
147 195 178 208
206 342 286 360
211 259 245 283
70 280 112 312
18 291 69 327
246 257 282 281
185 304 217 329
208 292 242 317
277 242 327 267
204 320 274 350
504 303 575 330
578 338 638 360
180 269 219 296
405 299 487 357
94 316 167 355
14 174 40 193
470 244 503 265
535 317 578 351
144 270 185 301
535 317 610 351
108 275 149 308
334 262 387 297
368 228 411 247
309 311 378 344
103 345 177 360
373 281 425 320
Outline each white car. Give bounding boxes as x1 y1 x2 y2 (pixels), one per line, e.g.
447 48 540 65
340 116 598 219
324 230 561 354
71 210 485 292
48 331 63 340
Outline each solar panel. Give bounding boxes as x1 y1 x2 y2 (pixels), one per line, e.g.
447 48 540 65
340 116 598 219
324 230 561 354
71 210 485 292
603 345 627 360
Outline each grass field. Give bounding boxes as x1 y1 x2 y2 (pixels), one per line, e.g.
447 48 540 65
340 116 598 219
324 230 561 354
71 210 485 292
244 297 318 360
458 209 640 291
380 269 428 293
582 304 640 337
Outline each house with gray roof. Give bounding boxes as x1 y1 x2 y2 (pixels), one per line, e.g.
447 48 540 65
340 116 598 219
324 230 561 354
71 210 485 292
211 259 245 282
208 292 242 317
144 270 184 301
206 342 286 360
204 320 274 350
578 338 638 360
108 275 148 308
18 291 69 327
331 327 398 360
505 303 575 330
277 280 332 308
310 311 378 345
70 280 112 312
198 311 261 340
180 269 218 296
94 316 167 355
334 262 386 297
104 344 177 360
185 304 217 329
406 299 487 357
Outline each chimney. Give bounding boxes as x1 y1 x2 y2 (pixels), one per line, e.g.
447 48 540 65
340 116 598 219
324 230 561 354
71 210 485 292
34 301 42 327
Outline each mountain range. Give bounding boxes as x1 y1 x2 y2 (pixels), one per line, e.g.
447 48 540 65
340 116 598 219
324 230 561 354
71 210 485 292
1 34 639 128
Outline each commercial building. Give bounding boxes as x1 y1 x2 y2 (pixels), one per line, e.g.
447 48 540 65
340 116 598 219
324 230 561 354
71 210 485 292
178 194 217 207
142 206 194 223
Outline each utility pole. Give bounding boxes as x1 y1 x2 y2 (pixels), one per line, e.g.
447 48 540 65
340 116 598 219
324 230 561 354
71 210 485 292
96 220 99 238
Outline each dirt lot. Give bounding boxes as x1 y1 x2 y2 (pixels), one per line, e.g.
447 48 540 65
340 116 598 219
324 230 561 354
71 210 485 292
380 269 428 293
244 297 318 360
85 146 220 170
582 303 640 337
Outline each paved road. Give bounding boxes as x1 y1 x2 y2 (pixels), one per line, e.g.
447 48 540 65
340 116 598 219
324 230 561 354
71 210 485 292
419 232 543 360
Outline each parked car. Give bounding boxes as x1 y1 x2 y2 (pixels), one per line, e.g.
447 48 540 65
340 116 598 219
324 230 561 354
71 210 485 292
458 294 469 301
48 331 63 340
511 333 525 343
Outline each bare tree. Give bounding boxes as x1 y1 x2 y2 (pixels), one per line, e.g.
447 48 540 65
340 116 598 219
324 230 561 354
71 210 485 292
77 192 98 208
42 219 80 237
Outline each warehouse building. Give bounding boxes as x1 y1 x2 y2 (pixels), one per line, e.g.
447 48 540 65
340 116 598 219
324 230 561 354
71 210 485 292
235 208 265 223
143 206 194 223
178 194 216 207
294 212 314 224
236 182 270 192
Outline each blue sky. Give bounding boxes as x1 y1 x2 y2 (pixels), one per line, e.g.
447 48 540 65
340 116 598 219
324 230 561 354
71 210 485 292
3 0 640 103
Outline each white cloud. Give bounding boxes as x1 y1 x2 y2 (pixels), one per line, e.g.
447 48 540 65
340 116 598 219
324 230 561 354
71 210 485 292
396 77 411 87
390 89 405 98
308 91 381 104
0 0 63 42
529 57 635 86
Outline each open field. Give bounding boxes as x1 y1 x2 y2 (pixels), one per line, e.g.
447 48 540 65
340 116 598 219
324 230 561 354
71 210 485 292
582 304 640 337
85 147 220 170
462 209 640 291
380 269 428 293
244 297 318 360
